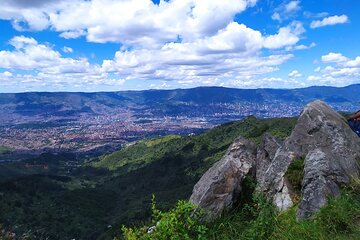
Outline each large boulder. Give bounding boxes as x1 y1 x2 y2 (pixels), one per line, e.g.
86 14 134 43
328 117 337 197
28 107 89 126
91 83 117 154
259 100 360 217
189 137 257 220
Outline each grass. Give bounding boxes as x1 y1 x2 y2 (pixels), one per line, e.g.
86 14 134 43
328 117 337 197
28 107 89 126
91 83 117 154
285 157 305 202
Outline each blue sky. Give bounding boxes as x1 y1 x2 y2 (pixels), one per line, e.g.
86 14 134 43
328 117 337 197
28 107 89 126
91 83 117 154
0 0 359 92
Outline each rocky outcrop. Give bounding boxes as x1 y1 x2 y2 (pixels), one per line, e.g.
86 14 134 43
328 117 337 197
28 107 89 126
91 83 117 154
259 100 360 217
256 133 282 184
189 137 257 220
190 100 360 220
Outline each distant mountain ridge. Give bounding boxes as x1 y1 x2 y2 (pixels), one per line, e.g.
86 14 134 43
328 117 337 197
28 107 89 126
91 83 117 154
1 84 359 118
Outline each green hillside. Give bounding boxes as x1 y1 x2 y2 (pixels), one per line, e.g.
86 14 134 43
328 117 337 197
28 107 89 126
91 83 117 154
0 116 297 239
91 116 296 174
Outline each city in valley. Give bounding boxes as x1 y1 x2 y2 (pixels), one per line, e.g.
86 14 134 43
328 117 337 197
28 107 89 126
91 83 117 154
1 90 357 160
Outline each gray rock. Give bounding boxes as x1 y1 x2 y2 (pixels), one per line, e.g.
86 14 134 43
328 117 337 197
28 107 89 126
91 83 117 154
189 136 257 220
296 149 342 218
259 100 360 217
256 133 282 184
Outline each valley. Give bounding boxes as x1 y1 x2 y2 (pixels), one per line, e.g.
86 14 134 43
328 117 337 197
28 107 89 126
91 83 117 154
1 85 359 160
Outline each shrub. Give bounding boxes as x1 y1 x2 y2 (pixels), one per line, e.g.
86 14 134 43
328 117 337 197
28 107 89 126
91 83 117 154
205 192 276 240
121 195 207 240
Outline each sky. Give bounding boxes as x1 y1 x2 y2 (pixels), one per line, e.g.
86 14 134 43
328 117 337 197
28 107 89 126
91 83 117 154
0 0 359 93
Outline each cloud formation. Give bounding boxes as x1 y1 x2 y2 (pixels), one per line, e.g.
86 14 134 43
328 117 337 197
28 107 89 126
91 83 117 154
307 52 360 86
288 70 302 78
310 15 348 28
272 0 301 22
0 0 354 92
0 0 311 91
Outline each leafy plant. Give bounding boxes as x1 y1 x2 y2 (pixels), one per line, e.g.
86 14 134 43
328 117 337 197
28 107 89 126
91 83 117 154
285 157 305 201
206 192 276 240
121 195 207 240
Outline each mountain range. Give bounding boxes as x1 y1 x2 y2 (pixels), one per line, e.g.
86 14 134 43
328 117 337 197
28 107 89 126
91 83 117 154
1 84 360 119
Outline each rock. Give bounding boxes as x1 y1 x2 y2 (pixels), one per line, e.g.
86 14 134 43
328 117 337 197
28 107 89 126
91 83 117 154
256 133 282 184
296 149 342 218
259 100 360 217
189 136 257 220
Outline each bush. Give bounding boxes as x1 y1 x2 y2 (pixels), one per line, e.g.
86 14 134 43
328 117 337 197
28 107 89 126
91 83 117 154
206 192 276 240
120 183 360 240
121 195 207 240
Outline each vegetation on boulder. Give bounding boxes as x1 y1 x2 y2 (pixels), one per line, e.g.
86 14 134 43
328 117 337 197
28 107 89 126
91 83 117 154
284 157 305 202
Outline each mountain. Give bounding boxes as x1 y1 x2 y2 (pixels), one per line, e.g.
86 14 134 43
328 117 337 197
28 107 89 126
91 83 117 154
1 84 359 158
122 101 360 240
0 116 297 240
1 84 360 118
1 101 359 239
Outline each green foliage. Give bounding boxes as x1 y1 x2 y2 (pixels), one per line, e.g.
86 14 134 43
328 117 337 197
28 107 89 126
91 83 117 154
0 146 13 153
121 196 207 240
206 192 276 240
272 189 360 240
285 158 305 201
92 116 297 175
0 117 297 240
121 178 360 240
91 135 182 171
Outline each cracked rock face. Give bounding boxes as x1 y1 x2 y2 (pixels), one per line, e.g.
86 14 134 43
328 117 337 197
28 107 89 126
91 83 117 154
259 100 360 217
256 133 282 185
189 137 257 220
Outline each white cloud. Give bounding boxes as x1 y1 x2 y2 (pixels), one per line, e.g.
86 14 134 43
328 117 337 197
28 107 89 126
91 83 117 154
285 1 301 13
0 36 127 91
321 52 348 63
100 21 301 86
288 70 302 78
272 0 301 22
307 75 321 81
0 0 257 46
310 15 348 28
263 22 304 49
346 56 360 67
0 71 13 77
0 0 312 90
59 30 86 39
308 53 360 86
271 12 281 21
286 42 316 51
62 46 73 53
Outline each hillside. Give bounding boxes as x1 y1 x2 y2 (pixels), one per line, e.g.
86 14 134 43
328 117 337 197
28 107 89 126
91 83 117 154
0 116 297 240
121 101 360 240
